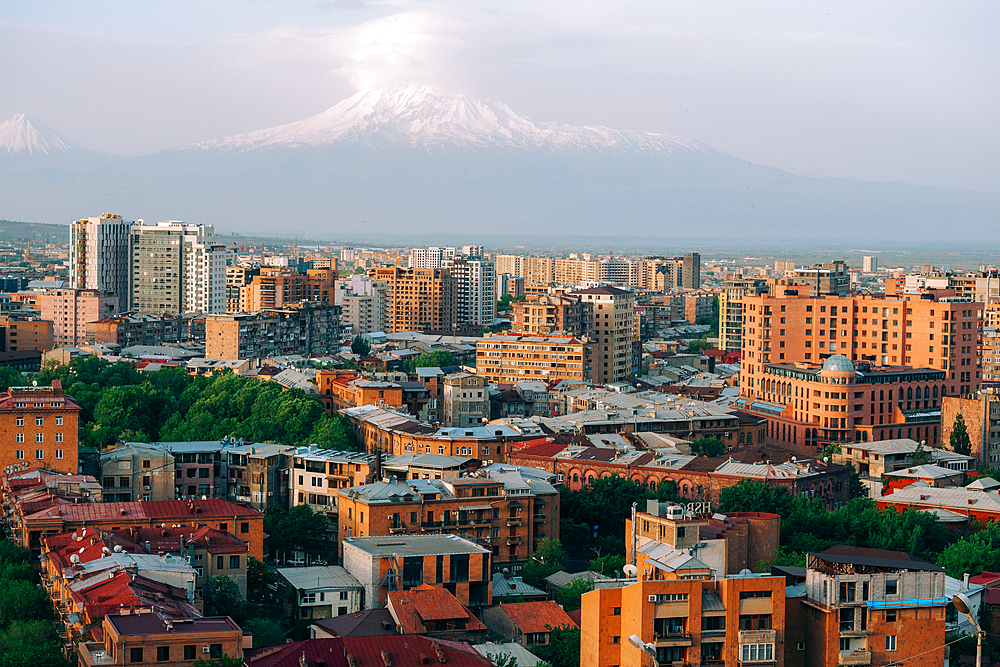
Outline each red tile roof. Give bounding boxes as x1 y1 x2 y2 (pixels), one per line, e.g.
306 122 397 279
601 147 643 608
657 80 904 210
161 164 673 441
387 584 486 634
970 571 1000 586
248 637 493 667
511 438 567 459
26 498 262 521
246 638 350 667
497 601 577 634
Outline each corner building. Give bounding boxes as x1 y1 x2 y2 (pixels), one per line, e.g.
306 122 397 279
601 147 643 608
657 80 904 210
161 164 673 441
0 381 79 477
581 573 786 667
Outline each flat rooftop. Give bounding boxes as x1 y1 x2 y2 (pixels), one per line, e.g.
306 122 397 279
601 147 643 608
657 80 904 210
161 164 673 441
343 534 489 557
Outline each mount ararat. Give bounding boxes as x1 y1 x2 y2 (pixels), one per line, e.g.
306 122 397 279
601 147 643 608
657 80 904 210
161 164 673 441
1 86 997 244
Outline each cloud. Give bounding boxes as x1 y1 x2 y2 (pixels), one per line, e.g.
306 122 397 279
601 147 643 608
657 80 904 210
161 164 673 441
314 0 368 12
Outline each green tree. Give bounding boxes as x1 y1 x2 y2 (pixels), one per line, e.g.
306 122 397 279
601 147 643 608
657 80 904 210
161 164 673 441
243 618 285 649
486 654 518 667
0 580 49 628
688 339 711 354
554 576 593 612
589 554 626 577
717 479 793 517
0 541 29 566
950 412 972 456
193 654 243 667
912 440 931 464
309 413 360 451
246 557 276 603
690 438 726 457
938 520 1000 577
520 538 568 588
848 469 867 499
264 505 328 562
0 620 67 667
203 576 243 618
532 626 580 667
350 335 371 356
406 351 461 372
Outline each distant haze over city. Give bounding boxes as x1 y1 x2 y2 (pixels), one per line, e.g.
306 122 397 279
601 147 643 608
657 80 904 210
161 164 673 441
0 2 997 244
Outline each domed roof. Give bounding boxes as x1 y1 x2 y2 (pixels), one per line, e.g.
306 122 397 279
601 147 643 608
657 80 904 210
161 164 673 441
821 355 854 372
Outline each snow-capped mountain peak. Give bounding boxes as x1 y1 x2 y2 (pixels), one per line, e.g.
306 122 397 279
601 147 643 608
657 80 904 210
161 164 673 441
193 85 713 155
0 114 89 155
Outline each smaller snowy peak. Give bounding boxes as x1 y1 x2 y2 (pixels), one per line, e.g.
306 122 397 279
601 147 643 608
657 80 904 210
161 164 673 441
0 114 89 155
193 86 718 155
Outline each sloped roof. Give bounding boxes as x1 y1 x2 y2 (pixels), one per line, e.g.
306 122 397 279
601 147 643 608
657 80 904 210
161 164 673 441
311 608 397 638
497 601 577 634
492 572 547 598
246 638 350 667
341 636 493 667
387 584 485 634
474 643 543 667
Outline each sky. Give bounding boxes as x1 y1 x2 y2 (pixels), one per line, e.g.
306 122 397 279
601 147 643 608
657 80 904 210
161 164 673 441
2 1 998 192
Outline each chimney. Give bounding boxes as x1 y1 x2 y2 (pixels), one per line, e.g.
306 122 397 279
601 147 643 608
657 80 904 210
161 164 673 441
963 573 970 591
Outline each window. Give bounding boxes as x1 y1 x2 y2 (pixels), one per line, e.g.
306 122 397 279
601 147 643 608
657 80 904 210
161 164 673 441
219 523 228 532
55 449 63 460
613 607 621 615
130 648 144 663
210 645 223 659
199 468 210 478
796 643 805 651
143 459 150 468
35 417 43 426
402 556 424 587
184 645 196 660
612 636 620 644
15 450 23 460
157 646 170 661
15 434 23 443
55 432 63 442
885 579 898 595
230 555 240 569
55 416 63 425
740 644 773 662
885 635 897 651
301 592 316 604
36 449 43 460
739 615 772 630
340 591 348 600
740 590 772 599
35 433 43 443
217 556 225 570
886 610 897 622
240 522 249 533
450 554 470 582
16 417 23 427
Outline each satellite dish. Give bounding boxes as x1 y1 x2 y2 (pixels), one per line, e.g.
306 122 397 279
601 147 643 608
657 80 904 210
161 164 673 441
32 380 37 387
623 564 639 577
739 568 753 576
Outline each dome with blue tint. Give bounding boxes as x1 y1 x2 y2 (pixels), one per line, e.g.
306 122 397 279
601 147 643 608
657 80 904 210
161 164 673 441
821 355 854 372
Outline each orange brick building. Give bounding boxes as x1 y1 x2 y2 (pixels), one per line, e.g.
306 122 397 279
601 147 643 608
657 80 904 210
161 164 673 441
476 334 588 384
730 354 949 455
78 612 247 667
0 381 79 478
740 286 982 400
0 315 54 352
369 266 457 333
801 547 947 667
242 267 338 311
581 572 786 667
11 288 118 347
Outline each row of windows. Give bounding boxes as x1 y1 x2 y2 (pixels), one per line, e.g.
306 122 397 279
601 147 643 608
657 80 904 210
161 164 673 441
15 449 64 460
130 644 223 662
14 433 63 443
14 416 63 427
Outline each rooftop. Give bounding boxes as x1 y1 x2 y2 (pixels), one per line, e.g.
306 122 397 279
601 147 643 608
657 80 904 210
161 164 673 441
343 534 490 558
109 611 240 636
494 601 577 634
277 566 363 592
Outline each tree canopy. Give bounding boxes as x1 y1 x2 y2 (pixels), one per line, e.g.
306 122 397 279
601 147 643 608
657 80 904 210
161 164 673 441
350 335 371 356
532 626 580 667
950 412 972 456
520 538 568 588
690 438 726 457
406 351 460 372
36 358 358 449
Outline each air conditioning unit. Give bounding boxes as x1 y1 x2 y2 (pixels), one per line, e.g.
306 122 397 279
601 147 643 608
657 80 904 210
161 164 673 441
143 486 151 490
649 595 658 602
203 647 211 653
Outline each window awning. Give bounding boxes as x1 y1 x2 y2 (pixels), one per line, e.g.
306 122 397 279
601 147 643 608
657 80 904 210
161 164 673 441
460 505 492 511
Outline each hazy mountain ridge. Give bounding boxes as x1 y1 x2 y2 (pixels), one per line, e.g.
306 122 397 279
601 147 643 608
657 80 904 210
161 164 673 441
0 88 997 242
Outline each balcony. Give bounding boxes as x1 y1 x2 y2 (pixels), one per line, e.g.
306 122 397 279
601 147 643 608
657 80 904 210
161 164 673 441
388 525 407 534
506 517 522 526
839 624 869 637
653 632 692 647
506 536 523 545
421 521 443 529
738 630 776 645
533 514 546 522
838 651 871 666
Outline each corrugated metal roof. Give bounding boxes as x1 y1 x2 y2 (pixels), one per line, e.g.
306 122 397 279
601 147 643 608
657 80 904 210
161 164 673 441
277 566 363 592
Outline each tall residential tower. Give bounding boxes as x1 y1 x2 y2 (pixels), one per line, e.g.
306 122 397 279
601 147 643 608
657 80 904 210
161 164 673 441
69 214 131 311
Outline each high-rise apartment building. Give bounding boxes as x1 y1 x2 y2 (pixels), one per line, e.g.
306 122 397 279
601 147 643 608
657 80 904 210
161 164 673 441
369 266 457 333
443 256 496 327
718 279 768 353
863 255 878 273
205 302 341 360
511 293 592 337
225 266 258 313
130 222 229 314
477 335 587 384
69 214 132 310
682 252 701 289
410 246 457 269
786 261 850 296
241 267 337 311
496 274 525 299
570 286 635 384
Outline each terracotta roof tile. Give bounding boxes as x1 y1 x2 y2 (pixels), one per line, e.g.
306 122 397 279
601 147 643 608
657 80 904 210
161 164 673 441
497 601 577 634
388 584 486 634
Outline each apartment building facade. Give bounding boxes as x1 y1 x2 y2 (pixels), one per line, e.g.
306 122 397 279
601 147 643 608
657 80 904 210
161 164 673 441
443 372 489 427
204 302 341 360
0 313 54 352
370 266 458 333
511 293 592 337
581 573 786 667
130 221 229 314
86 313 184 347
10 288 118 347
718 279 768 353
0 381 80 478
571 286 635 384
740 287 983 401
70 214 132 308
476 334 588 384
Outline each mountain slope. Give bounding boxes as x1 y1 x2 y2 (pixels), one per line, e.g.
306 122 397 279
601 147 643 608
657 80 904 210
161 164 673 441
0 114 93 156
0 89 997 244
192 85 716 155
